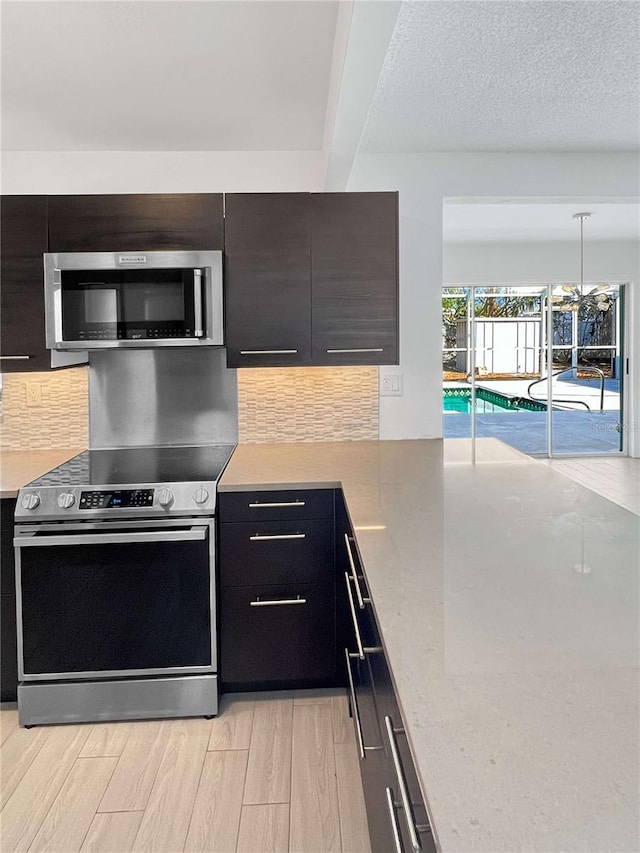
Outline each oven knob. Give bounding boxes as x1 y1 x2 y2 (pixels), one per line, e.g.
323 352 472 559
21 493 40 510
57 493 75 509
193 487 210 505
158 488 175 508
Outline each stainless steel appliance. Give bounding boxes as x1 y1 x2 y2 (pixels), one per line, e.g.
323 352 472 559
14 444 235 726
44 250 223 350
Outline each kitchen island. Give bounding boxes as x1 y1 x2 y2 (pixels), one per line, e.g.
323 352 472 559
219 438 639 853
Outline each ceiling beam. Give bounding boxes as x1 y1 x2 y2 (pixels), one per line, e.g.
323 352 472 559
323 0 401 191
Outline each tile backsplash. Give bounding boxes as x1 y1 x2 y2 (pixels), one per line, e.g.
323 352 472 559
0 365 378 450
238 367 379 443
0 367 89 450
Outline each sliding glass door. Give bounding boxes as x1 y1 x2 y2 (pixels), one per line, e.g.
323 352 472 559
442 284 626 457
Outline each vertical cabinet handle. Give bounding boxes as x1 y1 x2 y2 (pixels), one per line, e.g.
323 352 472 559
344 534 367 609
344 573 365 660
384 716 422 852
344 648 366 760
385 787 405 853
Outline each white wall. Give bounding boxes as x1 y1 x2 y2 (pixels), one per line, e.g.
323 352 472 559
347 152 640 456
0 150 325 194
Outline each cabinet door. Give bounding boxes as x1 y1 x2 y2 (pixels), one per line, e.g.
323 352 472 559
224 193 311 367
48 193 224 252
0 196 50 371
220 581 335 689
311 192 398 365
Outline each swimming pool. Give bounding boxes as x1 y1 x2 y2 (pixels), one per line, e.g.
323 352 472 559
443 387 547 413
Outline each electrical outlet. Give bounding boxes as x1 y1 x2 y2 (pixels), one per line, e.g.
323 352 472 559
380 373 403 397
26 383 42 406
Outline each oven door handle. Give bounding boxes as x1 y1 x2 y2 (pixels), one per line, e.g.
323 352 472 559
14 526 208 547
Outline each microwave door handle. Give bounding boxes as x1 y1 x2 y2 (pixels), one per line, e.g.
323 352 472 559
193 269 204 337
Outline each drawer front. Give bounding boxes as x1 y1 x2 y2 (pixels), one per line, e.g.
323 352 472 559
220 582 335 687
220 519 334 588
219 489 334 522
370 652 435 853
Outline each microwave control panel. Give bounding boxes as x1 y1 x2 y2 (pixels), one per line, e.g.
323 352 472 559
79 489 154 509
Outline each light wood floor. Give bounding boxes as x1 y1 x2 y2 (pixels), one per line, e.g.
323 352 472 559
0 688 371 853
544 456 640 516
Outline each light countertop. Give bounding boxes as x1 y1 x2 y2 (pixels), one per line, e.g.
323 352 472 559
219 438 640 853
0 448 85 499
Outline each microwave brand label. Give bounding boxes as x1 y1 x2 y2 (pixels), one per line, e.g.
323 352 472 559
118 255 147 264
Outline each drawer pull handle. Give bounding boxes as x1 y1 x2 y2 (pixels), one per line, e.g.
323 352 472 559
249 500 306 509
385 787 404 853
344 648 383 760
326 348 384 354
345 534 368 609
249 533 306 541
0 355 31 360
240 349 298 355
250 595 306 607
385 715 423 852
344 573 365 660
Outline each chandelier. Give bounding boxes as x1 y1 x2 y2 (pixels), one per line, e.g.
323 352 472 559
550 212 612 312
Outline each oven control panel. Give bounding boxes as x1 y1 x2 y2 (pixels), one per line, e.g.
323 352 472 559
79 489 154 510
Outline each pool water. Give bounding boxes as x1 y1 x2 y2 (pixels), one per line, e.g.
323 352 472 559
443 388 547 414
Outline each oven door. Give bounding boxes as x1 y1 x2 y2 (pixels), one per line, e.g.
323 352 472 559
14 519 215 681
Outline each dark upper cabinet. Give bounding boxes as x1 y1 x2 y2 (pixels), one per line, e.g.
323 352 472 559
224 191 399 368
48 193 224 252
224 193 312 367
0 196 50 371
311 192 398 365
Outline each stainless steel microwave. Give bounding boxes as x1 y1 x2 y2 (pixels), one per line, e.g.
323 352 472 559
44 250 223 350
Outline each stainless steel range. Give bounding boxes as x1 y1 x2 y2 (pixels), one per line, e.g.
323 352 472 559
14 444 235 727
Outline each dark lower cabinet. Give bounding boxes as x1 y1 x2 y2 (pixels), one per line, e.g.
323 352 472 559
48 193 224 253
1 499 18 702
338 491 435 853
220 581 335 690
218 488 336 691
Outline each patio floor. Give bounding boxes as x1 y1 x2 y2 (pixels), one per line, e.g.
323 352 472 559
443 409 623 455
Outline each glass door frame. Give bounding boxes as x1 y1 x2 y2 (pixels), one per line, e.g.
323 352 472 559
442 282 629 458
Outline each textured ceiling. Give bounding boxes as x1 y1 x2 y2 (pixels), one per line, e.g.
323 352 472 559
1 1 338 151
360 0 640 153
444 202 640 242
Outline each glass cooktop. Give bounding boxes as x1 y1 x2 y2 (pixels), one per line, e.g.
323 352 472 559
29 444 236 488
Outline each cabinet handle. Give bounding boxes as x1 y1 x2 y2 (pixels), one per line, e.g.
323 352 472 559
249 533 306 541
240 349 298 355
249 500 306 509
326 348 384 354
344 573 365 660
250 595 306 607
345 534 368 609
385 787 404 853
344 647 366 759
344 648 383 760
193 268 204 337
0 355 31 360
384 716 422 852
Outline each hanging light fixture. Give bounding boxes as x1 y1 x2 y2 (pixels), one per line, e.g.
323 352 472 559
551 212 612 312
